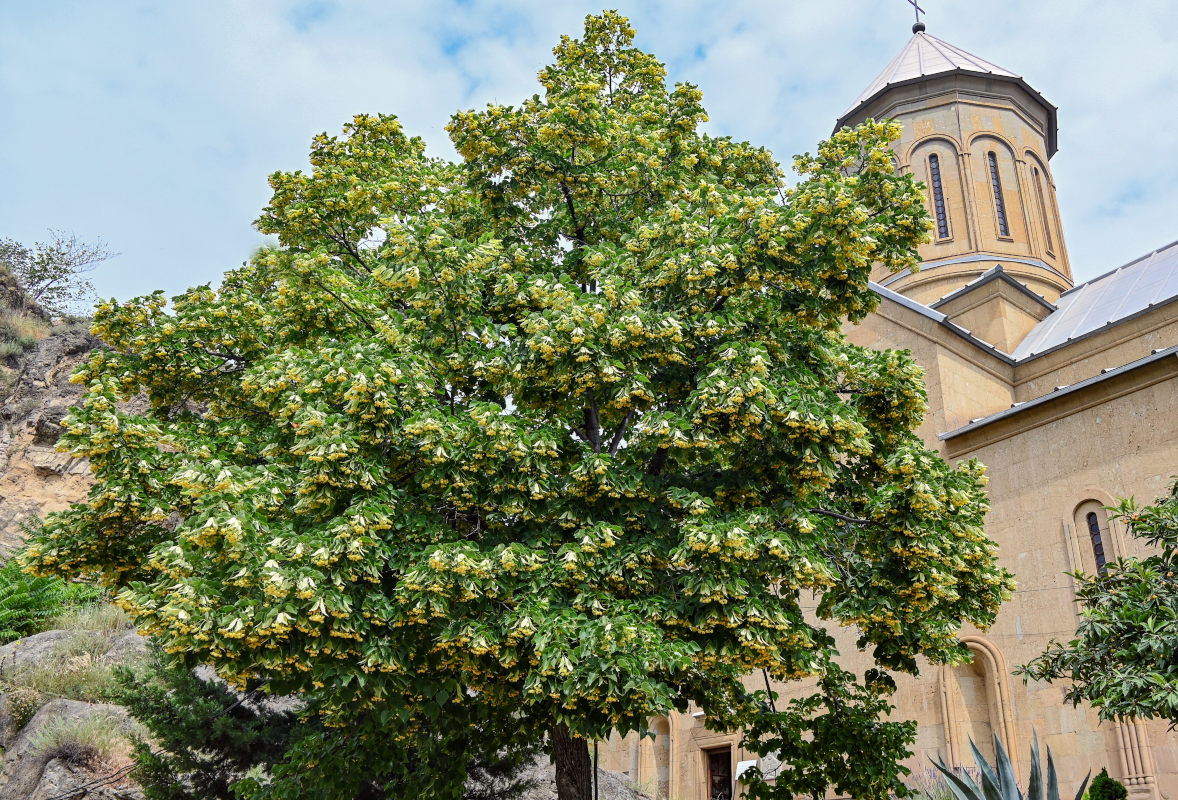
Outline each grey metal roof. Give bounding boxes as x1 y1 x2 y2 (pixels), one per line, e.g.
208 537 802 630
1011 239 1178 359
834 31 1059 155
839 32 1018 120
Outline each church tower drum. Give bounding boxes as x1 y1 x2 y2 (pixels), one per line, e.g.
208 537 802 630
836 22 1071 306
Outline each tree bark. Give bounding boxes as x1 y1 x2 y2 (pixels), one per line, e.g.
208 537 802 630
553 723 593 800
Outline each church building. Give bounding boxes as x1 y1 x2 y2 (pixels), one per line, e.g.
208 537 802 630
601 21 1178 800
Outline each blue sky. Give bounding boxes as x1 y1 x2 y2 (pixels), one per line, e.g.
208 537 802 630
1 1 1176 302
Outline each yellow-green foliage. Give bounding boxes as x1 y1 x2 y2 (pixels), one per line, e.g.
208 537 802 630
22 12 1012 800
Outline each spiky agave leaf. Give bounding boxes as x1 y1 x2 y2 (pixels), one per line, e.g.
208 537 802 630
969 738 1005 800
932 755 987 800
932 734 1089 800
1027 732 1043 800
1046 740 1090 800
992 733 1021 800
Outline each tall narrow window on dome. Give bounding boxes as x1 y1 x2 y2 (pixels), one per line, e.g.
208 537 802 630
928 154 951 240
1086 512 1107 575
1033 166 1054 253
987 151 1010 237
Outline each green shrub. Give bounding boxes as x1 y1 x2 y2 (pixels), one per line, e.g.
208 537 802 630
0 556 69 643
116 646 541 800
1089 769 1128 800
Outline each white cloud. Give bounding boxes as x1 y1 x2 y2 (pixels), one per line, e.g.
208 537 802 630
1 0 1175 300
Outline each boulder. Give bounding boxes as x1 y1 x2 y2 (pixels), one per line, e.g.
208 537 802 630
0 630 73 671
28 757 144 800
101 630 149 664
0 699 132 799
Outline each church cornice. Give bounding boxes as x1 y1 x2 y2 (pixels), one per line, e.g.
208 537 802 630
938 344 1178 455
836 71 1058 157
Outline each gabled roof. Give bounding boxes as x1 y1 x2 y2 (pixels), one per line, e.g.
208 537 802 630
1012 239 1178 359
835 30 1059 155
929 265 1056 315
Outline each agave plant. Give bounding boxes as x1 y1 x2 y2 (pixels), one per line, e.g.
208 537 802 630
933 733 1090 800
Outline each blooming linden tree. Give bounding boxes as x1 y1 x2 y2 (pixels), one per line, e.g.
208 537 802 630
26 13 1013 800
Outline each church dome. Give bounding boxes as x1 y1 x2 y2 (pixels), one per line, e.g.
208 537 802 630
835 30 1059 156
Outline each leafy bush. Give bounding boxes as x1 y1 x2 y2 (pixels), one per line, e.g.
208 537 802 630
1089 769 1127 800
0 339 26 359
0 556 69 643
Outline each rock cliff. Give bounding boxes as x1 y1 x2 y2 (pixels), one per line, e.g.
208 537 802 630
0 328 102 553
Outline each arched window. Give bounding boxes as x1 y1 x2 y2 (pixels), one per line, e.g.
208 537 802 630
1086 512 1108 575
928 154 951 239
987 151 1010 237
1032 166 1054 253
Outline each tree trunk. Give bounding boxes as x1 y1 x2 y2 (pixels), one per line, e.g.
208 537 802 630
553 723 593 800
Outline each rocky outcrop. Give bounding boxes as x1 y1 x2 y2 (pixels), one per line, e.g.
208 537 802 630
0 328 102 553
0 630 75 671
0 699 142 800
28 756 143 800
0 264 48 324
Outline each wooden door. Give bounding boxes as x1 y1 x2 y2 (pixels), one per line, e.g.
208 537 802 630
706 748 732 800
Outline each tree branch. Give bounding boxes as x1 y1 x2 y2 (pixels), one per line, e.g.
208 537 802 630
607 408 636 455
314 279 377 334
807 507 874 526
583 399 601 453
647 446 669 476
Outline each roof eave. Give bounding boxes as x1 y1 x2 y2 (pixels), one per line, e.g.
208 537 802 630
834 72 1059 158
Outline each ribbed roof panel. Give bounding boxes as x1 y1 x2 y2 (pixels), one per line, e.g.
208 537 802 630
840 32 1020 119
1010 239 1178 359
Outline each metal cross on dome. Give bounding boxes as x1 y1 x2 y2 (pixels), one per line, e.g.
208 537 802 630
906 0 927 30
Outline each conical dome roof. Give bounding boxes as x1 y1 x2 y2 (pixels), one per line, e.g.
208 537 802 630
835 29 1058 155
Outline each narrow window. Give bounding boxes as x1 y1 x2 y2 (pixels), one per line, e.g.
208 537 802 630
928 154 951 239
988 151 1010 237
1086 512 1107 575
1033 167 1054 253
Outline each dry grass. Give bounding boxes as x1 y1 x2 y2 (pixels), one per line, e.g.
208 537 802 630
51 602 131 640
0 308 51 349
4 652 123 703
0 603 144 732
29 709 142 767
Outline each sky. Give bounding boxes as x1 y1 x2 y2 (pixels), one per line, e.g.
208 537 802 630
1 1 1176 302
